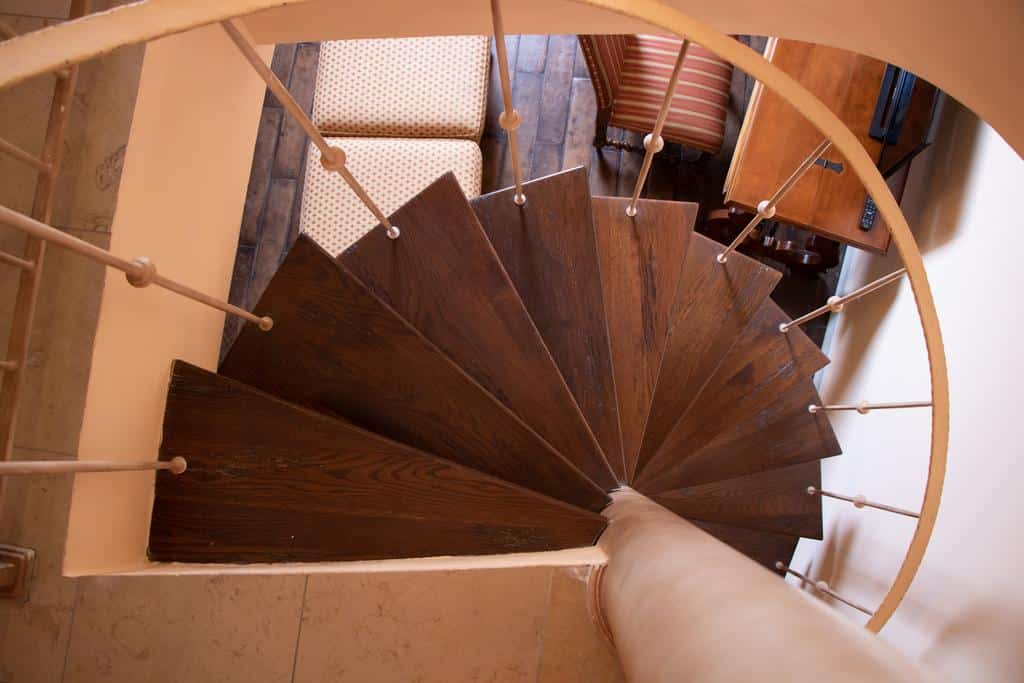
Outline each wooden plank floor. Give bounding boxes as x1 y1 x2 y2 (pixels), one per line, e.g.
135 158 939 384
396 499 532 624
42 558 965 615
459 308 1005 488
223 35 841 359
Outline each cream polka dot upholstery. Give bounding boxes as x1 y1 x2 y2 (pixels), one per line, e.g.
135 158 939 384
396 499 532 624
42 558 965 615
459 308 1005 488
313 36 491 141
299 138 483 255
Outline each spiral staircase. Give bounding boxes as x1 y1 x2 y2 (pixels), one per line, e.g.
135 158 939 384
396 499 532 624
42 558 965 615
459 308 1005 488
0 0 969 678
147 166 839 569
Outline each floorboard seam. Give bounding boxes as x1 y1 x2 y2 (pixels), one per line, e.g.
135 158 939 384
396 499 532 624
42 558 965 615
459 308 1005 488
59 579 81 683
289 575 310 683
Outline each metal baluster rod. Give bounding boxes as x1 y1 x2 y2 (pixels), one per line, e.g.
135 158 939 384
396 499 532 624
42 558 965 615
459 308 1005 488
775 562 874 616
625 39 690 217
0 136 52 174
489 0 526 206
0 250 35 271
809 400 932 415
807 486 920 518
717 138 831 263
0 456 187 476
780 267 907 333
220 19 400 238
0 204 273 330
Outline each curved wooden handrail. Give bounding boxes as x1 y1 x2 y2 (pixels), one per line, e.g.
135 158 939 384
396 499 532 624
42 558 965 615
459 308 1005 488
0 0 298 89
0 0 948 634
573 0 948 633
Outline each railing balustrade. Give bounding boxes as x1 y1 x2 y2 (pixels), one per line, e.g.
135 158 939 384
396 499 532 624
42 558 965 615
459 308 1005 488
0 250 35 271
0 205 273 330
220 19 400 239
488 0 526 206
780 268 907 333
0 1 951 637
717 139 831 263
809 400 931 415
0 136 51 174
807 486 920 518
775 562 873 616
625 39 691 217
0 457 187 476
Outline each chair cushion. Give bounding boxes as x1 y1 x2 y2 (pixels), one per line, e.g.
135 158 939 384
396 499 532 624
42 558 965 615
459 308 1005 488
610 35 733 154
312 36 490 140
299 137 483 255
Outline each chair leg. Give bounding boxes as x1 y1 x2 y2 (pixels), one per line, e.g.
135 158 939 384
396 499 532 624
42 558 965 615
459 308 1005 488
593 108 612 148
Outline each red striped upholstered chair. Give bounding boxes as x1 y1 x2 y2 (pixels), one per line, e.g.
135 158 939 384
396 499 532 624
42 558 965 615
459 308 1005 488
577 34 734 156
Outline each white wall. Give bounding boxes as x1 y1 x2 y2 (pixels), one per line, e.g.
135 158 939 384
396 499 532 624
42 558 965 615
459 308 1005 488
793 102 1024 680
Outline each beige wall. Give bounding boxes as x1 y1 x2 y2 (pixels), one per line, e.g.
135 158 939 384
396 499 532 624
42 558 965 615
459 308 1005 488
65 24 271 573
793 101 1024 679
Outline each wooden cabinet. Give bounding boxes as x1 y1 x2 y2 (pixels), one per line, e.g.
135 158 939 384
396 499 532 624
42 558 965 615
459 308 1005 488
725 38 892 254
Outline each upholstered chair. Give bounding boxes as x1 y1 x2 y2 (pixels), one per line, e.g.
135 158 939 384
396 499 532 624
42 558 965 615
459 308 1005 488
577 34 734 156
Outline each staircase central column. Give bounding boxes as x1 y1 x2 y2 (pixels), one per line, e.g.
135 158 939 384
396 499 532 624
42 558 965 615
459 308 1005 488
594 488 926 682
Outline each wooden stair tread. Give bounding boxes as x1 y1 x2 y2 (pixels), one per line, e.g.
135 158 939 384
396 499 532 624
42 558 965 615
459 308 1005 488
590 195 695 481
471 169 625 482
150 362 605 562
649 460 823 538
341 173 615 490
638 299 833 491
635 233 781 479
691 520 799 574
642 379 840 492
220 235 608 512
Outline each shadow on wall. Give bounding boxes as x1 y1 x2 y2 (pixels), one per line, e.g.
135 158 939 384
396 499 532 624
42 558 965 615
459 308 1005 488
922 598 1024 681
902 102 980 256
810 515 859 602
819 103 980 404
815 249 904 404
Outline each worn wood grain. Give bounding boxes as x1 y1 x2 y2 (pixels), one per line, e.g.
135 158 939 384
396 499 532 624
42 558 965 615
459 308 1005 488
501 70 542 186
589 147 620 197
591 196 695 481
516 34 548 73
220 244 256 360
150 362 605 563
263 42 297 108
634 234 780 479
250 178 296 305
271 42 318 179
471 169 623 482
562 77 597 171
221 235 608 511
638 299 833 491
640 380 840 493
341 173 615 490
530 143 562 179
239 107 283 247
652 461 823 539
692 520 798 574
536 35 577 145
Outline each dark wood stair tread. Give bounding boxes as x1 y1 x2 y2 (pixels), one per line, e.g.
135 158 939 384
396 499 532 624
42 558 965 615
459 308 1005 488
150 362 606 563
471 168 624 482
638 300 834 491
341 172 615 490
220 235 608 512
590 195 695 482
650 460 823 538
642 379 840 492
634 233 781 479
691 520 799 574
